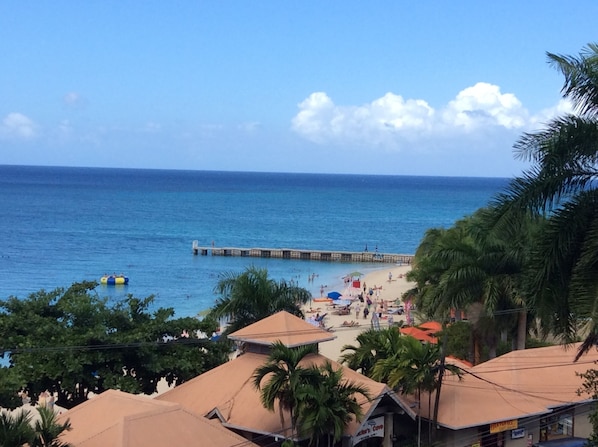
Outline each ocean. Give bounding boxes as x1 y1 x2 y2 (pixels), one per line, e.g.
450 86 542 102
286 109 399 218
0 165 510 318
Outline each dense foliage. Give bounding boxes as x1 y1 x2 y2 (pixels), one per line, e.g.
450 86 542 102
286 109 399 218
492 43 598 358
209 266 311 334
253 341 370 447
0 281 230 409
339 327 404 376
405 206 538 362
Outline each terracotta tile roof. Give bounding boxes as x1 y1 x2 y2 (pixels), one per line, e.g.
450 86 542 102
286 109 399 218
398 343 598 430
158 311 403 439
418 321 442 333
157 350 393 438
400 326 438 344
58 389 259 447
228 311 336 347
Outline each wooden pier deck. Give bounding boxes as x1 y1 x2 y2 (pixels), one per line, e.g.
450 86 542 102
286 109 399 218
192 241 413 264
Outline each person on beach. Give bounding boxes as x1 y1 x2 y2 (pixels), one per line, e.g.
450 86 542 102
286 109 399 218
363 307 369 320
388 271 393 282
371 311 380 330
355 304 361 319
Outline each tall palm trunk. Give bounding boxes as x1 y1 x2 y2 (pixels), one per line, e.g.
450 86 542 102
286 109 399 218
279 401 288 438
417 387 422 447
516 309 527 350
473 337 481 365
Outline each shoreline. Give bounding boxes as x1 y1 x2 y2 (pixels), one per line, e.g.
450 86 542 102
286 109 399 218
305 264 413 361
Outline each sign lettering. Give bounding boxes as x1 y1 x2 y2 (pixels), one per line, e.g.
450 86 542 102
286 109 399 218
353 416 385 445
490 420 518 434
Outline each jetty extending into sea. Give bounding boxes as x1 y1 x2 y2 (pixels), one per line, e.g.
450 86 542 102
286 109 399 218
192 241 413 264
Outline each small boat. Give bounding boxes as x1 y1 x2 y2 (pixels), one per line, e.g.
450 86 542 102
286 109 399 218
101 275 129 285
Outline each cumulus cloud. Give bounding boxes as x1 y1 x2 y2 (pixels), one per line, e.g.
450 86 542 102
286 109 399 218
0 113 38 140
291 82 554 148
442 82 528 131
528 98 574 128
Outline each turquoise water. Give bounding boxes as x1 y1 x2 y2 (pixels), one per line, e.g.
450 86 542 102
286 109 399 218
0 166 509 317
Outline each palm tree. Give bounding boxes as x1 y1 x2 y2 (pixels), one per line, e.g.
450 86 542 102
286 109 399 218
31 406 71 447
493 43 598 358
295 362 370 447
372 335 460 447
210 266 311 334
407 207 534 361
0 406 71 447
339 327 403 377
0 409 34 447
252 341 320 440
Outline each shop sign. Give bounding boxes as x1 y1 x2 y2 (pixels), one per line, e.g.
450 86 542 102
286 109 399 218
353 416 384 444
511 428 526 439
490 420 518 434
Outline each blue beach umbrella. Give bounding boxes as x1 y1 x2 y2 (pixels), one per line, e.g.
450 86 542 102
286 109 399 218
327 291 342 299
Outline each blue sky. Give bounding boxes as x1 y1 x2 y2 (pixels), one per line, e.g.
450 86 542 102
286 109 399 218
1 2 596 177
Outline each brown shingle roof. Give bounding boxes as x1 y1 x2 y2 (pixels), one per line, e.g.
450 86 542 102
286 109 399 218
58 389 259 447
228 310 336 347
399 343 598 430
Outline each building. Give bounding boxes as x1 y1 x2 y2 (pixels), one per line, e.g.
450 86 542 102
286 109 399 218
397 343 597 447
157 311 409 446
56 311 598 447
57 389 261 447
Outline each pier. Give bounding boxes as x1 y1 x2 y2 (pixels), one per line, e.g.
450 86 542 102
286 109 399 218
192 241 413 264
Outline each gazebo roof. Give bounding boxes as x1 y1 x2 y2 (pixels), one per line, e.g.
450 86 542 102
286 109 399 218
228 311 336 347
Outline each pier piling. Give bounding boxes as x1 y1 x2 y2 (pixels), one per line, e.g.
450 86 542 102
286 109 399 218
191 241 412 264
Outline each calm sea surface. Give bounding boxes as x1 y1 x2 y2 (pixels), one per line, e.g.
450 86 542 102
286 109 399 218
0 165 510 317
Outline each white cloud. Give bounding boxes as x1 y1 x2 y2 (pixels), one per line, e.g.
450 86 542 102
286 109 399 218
63 92 87 108
291 83 558 148
0 113 38 140
528 99 574 128
442 82 527 131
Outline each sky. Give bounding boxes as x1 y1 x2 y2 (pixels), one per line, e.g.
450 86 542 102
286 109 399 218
1 2 596 178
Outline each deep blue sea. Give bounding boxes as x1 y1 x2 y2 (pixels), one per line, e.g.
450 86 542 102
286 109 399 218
0 165 510 318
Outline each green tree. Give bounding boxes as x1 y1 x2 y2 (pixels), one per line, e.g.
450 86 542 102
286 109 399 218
0 407 71 447
372 335 461 447
406 207 535 362
339 327 403 377
210 266 311 334
441 321 473 363
252 341 320 440
576 368 598 447
295 362 370 447
494 43 598 358
0 410 34 447
0 281 229 409
31 406 71 447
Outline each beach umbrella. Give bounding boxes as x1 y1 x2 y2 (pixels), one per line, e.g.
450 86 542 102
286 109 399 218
327 291 342 299
347 271 364 278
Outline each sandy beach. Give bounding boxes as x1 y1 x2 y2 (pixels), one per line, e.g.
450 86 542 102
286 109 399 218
305 264 413 361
